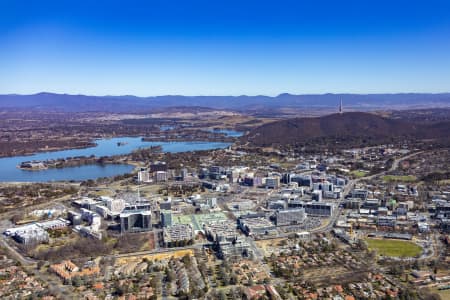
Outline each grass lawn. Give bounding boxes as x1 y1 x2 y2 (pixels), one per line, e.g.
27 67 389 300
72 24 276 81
172 212 227 231
382 175 417 182
172 215 194 226
432 287 450 300
350 170 367 178
365 238 422 257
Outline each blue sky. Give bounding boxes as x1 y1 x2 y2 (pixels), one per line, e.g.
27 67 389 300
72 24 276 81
1 0 450 96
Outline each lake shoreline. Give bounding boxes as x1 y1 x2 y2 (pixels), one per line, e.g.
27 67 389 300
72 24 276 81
0 142 97 159
0 137 233 182
0 129 242 159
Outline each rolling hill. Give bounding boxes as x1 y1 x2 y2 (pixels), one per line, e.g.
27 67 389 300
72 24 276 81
242 112 450 147
0 92 450 112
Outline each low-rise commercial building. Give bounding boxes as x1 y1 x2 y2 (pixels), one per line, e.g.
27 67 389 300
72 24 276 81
304 202 334 217
266 177 280 189
275 208 307 226
238 215 277 236
217 236 253 260
352 189 369 201
163 224 194 247
5 224 49 245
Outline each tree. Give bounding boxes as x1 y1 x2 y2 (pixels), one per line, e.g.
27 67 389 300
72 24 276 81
218 290 227 300
37 260 46 270
230 273 238 285
389 264 404 276
182 254 192 267
412 260 420 270
114 280 125 296
357 239 368 251
166 269 176 282
10 213 24 224
248 277 254 286
72 276 83 287
150 274 162 295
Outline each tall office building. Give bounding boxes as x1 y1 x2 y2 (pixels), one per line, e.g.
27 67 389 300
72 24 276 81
120 211 152 233
161 210 173 227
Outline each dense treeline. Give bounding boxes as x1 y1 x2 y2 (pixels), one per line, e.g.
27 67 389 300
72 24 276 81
421 171 450 182
0 140 94 158
30 234 151 262
0 184 78 214
31 238 112 261
0 183 77 198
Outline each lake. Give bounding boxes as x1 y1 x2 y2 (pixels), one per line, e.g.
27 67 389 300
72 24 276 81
208 129 244 137
0 137 231 182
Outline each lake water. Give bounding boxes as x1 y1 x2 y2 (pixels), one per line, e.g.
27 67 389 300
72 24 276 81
0 137 231 182
209 129 244 137
159 125 175 131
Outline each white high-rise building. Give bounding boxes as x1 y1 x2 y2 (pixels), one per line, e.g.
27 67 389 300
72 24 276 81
105 197 126 214
138 170 151 183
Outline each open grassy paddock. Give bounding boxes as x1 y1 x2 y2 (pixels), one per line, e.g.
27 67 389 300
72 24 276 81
365 238 422 258
382 175 417 182
433 287 450 299
350 170 367 178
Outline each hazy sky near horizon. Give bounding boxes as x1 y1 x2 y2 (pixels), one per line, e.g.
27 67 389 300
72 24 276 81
1 0 450 96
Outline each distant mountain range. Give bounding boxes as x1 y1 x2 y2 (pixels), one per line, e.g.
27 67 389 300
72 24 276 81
242 112 450 147
0 92 449 112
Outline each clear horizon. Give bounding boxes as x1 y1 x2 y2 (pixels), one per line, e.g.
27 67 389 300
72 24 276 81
1 0 450 96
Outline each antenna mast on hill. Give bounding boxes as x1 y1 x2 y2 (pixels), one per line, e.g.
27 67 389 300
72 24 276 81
339 99 343 114
137 186 141 201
